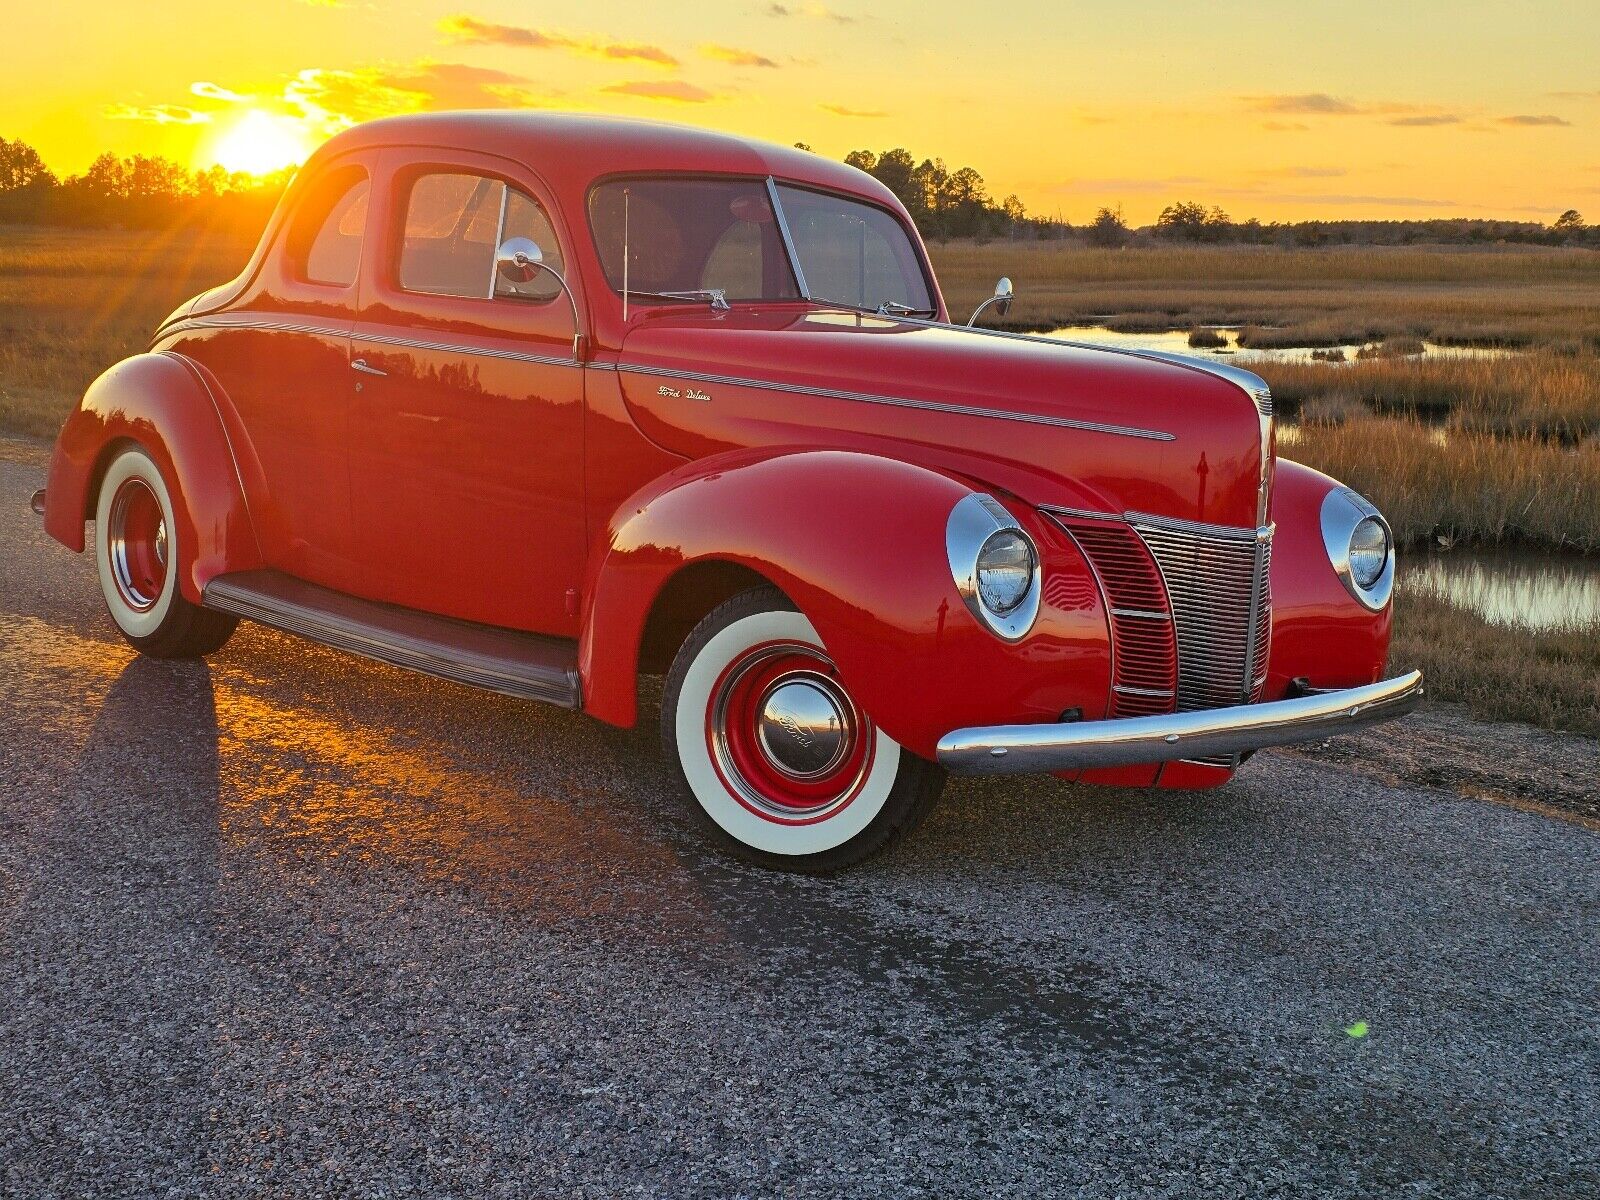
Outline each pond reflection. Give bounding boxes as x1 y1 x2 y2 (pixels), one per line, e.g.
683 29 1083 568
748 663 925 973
1046 325 1513 366
1402 546 1600 631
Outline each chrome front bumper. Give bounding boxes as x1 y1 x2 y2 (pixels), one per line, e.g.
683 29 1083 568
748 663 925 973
936 670 1423 775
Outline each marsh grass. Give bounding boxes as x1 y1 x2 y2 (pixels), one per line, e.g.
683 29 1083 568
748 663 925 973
0 224 254 437
1391 592 1600 737
931 242 1600 350
1258 352 1600 440
1288 417 1600 551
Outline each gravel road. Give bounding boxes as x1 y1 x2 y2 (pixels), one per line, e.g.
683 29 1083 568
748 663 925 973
1 436 1596 1199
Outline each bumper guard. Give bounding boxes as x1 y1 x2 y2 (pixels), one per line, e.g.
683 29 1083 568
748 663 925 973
937 670 1423 775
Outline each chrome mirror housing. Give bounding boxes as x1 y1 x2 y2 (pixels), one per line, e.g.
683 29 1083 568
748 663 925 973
496 236 546 285
493 236 585 361
968 277 1015 326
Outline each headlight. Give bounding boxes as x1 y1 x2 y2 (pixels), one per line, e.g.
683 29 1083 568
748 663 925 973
946 493 1041 640
976 530 1036 614
1320 488 1395 611
1348 517 1388 589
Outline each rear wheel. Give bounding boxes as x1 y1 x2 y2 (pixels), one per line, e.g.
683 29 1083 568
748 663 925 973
94 444 237 659
662 587 945 872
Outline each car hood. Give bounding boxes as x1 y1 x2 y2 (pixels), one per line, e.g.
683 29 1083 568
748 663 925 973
615 308 1271 527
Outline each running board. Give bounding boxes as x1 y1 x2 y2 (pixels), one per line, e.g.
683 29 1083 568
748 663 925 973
203 570 581 709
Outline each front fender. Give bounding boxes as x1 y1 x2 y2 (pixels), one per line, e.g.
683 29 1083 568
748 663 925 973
580 448 1111 759
1266 458 1392 694
43 352 263 602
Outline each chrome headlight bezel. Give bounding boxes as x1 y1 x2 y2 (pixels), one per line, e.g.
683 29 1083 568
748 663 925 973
1320 487 1395 611
946 493 1042 641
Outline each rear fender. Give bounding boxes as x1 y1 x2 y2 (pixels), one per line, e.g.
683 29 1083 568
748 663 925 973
43 352 263 602
580 448 1111 759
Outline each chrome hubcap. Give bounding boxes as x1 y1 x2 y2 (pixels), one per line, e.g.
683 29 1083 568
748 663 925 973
107 477 166 612
757 677 850 779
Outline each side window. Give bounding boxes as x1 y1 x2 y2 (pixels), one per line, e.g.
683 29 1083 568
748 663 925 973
399 172 563 303
291 169 369 287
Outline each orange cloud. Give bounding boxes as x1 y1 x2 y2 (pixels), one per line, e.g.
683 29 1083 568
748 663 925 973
105 103 210 125
190 81 249 104
602 80 714 104
1247 93 1362 115
702 44 780 68
820 103 887 118
1497 114 1571 126
1389 114 1462 127
439 15 570 49
440 14 679 67
600 43 679 67
284 62 549 130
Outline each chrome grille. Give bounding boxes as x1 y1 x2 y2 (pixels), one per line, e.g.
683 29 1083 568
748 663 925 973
1129 515 1273 713
1053 516 1179 719
1252 386 1273 419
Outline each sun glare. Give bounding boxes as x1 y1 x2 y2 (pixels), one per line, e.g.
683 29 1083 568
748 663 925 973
207 110 308 176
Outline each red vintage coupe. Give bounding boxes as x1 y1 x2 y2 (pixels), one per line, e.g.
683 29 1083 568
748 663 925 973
35 112 1421 870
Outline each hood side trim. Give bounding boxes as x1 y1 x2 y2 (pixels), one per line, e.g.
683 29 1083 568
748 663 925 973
611 362 1175 442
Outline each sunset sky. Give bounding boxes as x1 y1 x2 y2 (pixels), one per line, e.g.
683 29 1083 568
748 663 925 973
4 0 1597 223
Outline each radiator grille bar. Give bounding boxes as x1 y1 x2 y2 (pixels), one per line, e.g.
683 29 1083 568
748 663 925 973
1049 508 1274 751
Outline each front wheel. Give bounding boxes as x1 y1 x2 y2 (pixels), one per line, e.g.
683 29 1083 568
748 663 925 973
662 587 945 872
94 444 237 659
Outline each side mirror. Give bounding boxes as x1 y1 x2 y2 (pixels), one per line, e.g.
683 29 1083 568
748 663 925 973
496 236 546 285
992 276 1014 317
967 276 1015 326
493 235 585 362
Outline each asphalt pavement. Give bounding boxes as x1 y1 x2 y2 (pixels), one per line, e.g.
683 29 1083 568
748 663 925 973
1 437 1595 1199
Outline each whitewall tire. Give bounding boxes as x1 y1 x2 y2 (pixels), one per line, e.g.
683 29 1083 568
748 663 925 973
662 587 945 871
93 444 237 658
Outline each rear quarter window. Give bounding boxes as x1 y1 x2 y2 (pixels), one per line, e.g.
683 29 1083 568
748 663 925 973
286 167 369 288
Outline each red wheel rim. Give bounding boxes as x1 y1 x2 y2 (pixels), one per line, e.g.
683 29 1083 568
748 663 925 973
107 477 168 612
706 641 875 825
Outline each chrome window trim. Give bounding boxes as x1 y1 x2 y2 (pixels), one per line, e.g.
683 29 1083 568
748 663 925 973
612 364 1175 440
1320 487 1395 611
945 493 1042 642
765 176 810 300
488 180 510 299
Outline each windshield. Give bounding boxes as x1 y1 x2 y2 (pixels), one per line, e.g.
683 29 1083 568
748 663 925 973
773 184 934 314
588 176 934 314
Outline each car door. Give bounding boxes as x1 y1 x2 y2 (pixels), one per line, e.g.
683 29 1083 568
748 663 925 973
186 154 373 592
348 150 585 636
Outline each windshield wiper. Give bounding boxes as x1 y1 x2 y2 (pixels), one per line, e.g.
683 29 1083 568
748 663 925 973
807 295 938 319
626 289 730 312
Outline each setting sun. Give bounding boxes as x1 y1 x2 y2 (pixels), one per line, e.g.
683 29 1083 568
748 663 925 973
205 110 307 176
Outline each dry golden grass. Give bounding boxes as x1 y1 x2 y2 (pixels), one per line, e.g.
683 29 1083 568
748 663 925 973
0 225 254 437
1286 417 1600 552
929 242 1600 349
1391 592 1600 737
1257 351 1600 440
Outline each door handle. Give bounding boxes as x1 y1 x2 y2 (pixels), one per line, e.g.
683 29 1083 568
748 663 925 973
351 358 387 377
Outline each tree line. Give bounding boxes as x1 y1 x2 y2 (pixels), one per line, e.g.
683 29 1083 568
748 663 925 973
1 132 1594 248
0 136 288 230
837 147 1053 241
1081 200 1595 248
